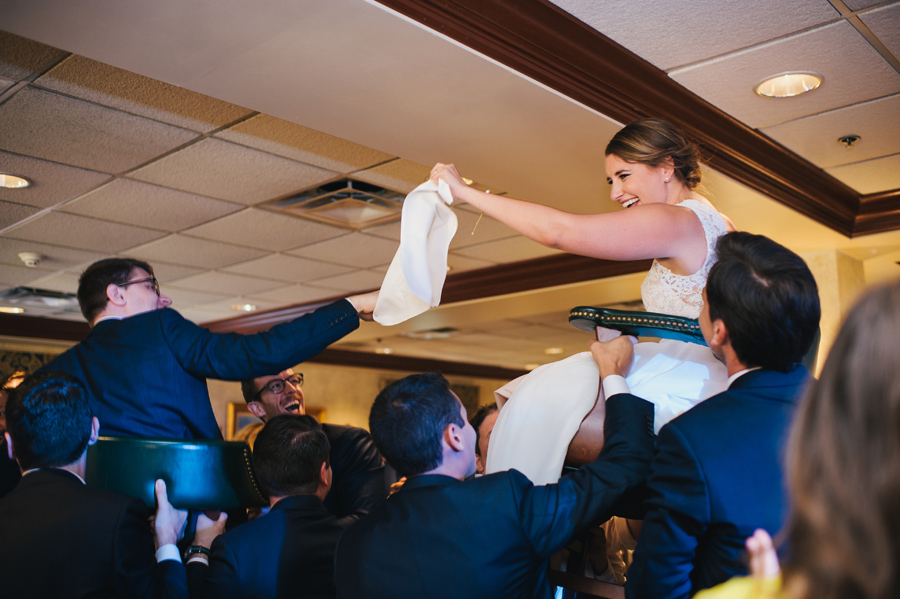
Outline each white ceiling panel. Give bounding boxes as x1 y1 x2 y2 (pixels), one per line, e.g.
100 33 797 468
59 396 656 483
128 138 337 204
286 233 398 269
0 31 65 81
157 286 229 308
147 262 205 283
222 253 354 283
5 212 167 253
192 295 285 314
166 271 285 296
0 151 111 209
0 238 103 272
826 153 900 193
215 114 395 173
184 208 346 252
127 234 267 269
449 210 518 250
453 236 562 263
0 263 61 287
447 253 497 272
306 269 384 293
761 93 900 168
859 2 900 57
0 201 41 229
354 159 432 194
550 0 838 71
670 21 900 128
0 87 198 172
61 178 243 231
177 306 241 325
244 284 341 306
35 55 253 132
24 271 81 293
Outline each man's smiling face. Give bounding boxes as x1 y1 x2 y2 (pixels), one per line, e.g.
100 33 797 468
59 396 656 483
248 369 305 421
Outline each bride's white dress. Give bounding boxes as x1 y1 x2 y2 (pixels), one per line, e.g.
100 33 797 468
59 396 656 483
484 200 729 485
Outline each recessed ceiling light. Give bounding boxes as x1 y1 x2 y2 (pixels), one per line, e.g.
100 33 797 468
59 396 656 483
0 173 31 189
544 347 564 355
754 72 823 98
231 303 257 312
525 363 541 371
0 307 25 314
375 347 393 355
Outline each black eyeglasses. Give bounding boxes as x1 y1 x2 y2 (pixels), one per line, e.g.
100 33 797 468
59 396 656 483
118 276 160 296
253 374 303 400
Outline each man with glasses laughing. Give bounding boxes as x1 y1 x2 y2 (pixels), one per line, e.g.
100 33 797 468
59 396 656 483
39 258 378 441
237 368 386 525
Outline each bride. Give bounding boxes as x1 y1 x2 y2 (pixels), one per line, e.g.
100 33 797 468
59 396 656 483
431 118 736 484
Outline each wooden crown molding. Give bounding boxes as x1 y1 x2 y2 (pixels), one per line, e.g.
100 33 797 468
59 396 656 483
375 0 897 238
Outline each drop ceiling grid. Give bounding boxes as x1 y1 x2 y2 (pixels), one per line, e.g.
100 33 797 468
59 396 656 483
182 208 349 252
826 152 900 192
0 201 41 229
669 20 900 129
0 238 104 272
858 3 900 58
285 233 399 269
301 269 385 293
126 137 339 204
59 178 245 231
761 93 900 168
34 54 254 133
5 212 168 254
125 234 268 269
0 31 66 80
241 283 348 306
221 253 355 283
0 86 199 172
161 270 286 296
0 151 112 210
452 236 563 263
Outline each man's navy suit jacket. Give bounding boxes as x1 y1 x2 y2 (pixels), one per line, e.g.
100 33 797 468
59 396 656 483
39 300 358 438
188 494 346 599
0 468 186 599
335 394 655 599
626 366 810 599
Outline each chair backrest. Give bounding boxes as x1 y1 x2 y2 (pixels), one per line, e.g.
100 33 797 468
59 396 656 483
85 436 268 509
569 307 706 345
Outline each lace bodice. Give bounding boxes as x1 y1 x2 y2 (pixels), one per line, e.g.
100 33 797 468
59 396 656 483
641 199 728 319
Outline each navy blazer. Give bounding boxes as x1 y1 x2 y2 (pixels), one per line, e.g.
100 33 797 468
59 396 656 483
335 394 655 599
626 366 810 599
39 300 358 438
188 494 346 599
0 468 186 599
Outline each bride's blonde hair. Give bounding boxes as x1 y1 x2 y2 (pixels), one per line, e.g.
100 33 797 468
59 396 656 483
605 118 704 191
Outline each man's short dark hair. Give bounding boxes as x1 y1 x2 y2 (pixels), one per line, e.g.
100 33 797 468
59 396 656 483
240 379 258 405
706 232 820 372
252 414 329 498
5 372 93 470
469 403 498 457
368 373 463 478
77 258 155 322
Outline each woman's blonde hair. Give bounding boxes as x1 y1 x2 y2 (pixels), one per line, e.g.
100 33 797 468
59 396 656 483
605 118 704 190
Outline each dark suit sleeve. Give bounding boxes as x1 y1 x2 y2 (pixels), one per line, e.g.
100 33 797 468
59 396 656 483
324 425 386 527
626 421 709 599
111 498 188 599
518 393 655 558
158 300 359 381
188 536 242 599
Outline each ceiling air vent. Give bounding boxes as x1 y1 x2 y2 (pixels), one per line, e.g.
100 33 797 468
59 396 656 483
267 179 406 230
0 287 80 314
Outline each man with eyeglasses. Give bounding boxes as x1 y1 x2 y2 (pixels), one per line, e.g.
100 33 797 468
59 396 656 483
237 368 386 525
38 258 378 440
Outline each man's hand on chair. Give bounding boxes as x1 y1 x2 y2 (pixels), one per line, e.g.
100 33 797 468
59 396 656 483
590 335 637 380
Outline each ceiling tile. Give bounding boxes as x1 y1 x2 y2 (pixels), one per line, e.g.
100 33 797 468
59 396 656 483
222 253 354 283
859 2 900 58
165 271 284 296
307 269 384 293
0 263 62 288
22 271 81 293
191 295 285 314
184 208 346 251
61 178 243 231
846 0 890 10
447 253 497 272
826 153 900 194
453 236 562 263
354 159 430 193
147 262 205 283
0 31 65 81
550 0 838 71
762 94 900 168
126 234 267 269
449 210 518 249
215 113 395 173
5 212 167 253
46 310 88 322
176 306 240 325
128 137 337 204
0 237 103 272
244 284 341 306
286 232 398 268
669 21 900 128
36 55 253 132
0 76 14 94
0 151 111 209
0 200 41 229
159 286 230 308
0 87 198 172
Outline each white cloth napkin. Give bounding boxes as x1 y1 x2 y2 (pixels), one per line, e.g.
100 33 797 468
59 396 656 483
373 180 457 326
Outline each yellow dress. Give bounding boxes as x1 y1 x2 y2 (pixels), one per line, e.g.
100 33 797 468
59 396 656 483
694 576 783 599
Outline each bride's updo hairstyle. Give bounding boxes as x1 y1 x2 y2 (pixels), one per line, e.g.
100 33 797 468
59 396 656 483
605 118 703 190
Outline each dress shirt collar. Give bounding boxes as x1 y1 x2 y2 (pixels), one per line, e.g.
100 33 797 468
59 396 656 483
22 467 86 484
727 367 762 388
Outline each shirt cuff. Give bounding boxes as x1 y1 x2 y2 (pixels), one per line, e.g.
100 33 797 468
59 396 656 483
602 374 631 398
156 544 182 564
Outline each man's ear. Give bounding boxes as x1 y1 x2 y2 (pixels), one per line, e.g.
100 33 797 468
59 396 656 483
4 432 14 461
88 417 100 446
106 283 127 307
709 318 729 350
247 402 266 420
444 423 465 453
319 462 332 490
